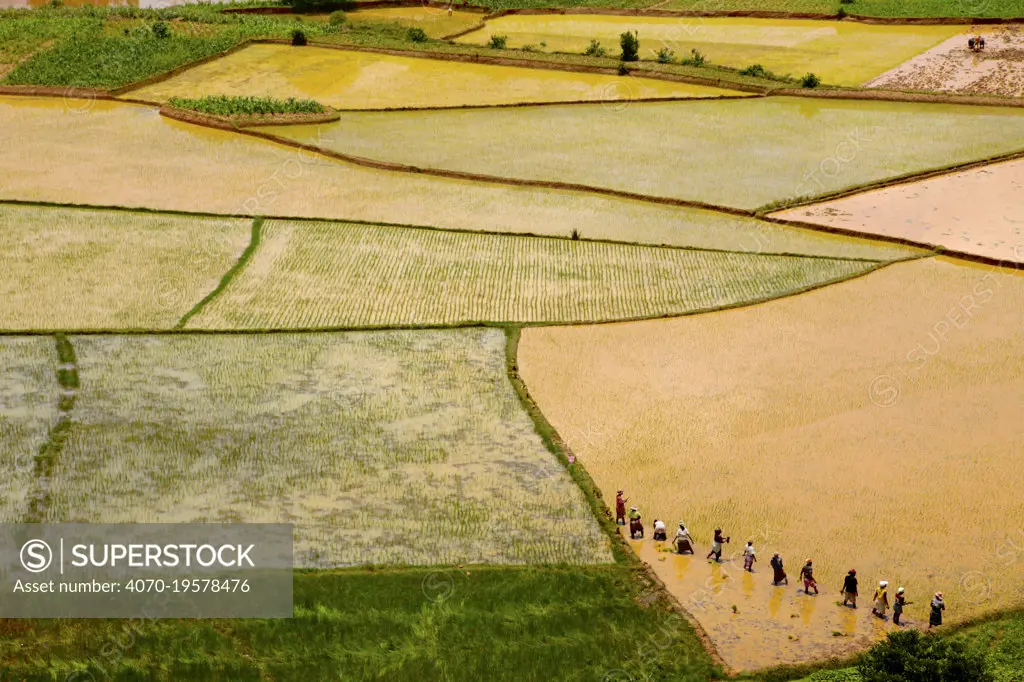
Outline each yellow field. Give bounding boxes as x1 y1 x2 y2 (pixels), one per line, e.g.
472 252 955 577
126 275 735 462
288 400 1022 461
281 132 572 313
0 96 919 261
49 331 611 566
0 204 250 330
457 15 961 86
774 157 1024 266
0 337 59 523
519 258 1024 668
349 7 483 38
186 219 880 329
128 44 742 109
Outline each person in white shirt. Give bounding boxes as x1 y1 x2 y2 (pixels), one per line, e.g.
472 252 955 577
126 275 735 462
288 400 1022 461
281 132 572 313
652 519 667 541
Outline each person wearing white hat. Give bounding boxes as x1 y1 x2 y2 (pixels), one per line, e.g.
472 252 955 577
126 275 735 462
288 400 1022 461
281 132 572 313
893 587 912 625
872 580 890 618
674 522 694 554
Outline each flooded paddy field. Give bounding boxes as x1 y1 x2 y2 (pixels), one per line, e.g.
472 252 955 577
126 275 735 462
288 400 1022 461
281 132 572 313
127 43 741 109
457 15 962 86
518 257 1024 668
273 96 1024 210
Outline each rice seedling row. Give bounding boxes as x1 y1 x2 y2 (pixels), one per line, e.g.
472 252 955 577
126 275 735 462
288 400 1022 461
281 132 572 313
186 219 881 329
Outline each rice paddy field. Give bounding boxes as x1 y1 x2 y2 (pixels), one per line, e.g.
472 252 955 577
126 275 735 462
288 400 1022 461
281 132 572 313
518 257 1024 669
185 219 881 329
0 95 926 261
348 7 485 39
0 336 59 524
0 204 251 330
127 43 743 109
271 97 1024 210
456 15 963 86
775 156 1024 265
44 331 611 566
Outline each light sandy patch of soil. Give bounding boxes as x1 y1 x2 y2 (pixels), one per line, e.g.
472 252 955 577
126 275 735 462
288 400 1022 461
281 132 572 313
772 157 1024 265
866 26 1024 97
518 258 1024 670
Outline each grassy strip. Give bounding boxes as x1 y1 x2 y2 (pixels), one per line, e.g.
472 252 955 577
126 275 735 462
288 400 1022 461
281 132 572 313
168 94 326 115
175 217 264 329
23 334 78 524
0 565 721 681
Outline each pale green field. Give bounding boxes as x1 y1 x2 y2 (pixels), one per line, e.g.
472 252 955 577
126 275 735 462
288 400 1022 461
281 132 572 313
129 43 743 110
456 15 961 86
47 332 612 566
0 96 920 260
0 204 251 330
188 219 883 329
0 337 58 523
268 97 1024 210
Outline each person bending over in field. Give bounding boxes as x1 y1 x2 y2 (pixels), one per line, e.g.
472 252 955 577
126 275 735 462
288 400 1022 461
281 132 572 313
743 541 757 572
675 523 694 554
770 553 787 585
841 569 858 608
872 581 890 618
969 36 977 50
706 528 729 562
628 506 644 539
799 559 818 595
615 491 628 526
652 519 667 541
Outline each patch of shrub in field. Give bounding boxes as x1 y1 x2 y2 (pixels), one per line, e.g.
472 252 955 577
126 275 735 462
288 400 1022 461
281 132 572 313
583 38 606 57
328 10 347 25
656 46 674 63
488 34 507 49
619 30 638 62
151 21 169 39
291 29 307 45
740 63 773 78
169 95 326 116
802 72 821 88
859 630 992 682
681 48 705 66
837 6 848 18
617 63 628 75
406 27 427 43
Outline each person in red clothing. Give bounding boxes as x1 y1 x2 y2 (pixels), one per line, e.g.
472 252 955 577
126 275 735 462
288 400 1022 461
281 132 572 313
615 491 628 526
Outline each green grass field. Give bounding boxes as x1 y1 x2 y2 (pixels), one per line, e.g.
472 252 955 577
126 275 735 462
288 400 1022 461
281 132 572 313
271 97 1024 210
186 219 883 329
660 0 1022 18
0 204 251 331
43 331 610 565
0 566 721 681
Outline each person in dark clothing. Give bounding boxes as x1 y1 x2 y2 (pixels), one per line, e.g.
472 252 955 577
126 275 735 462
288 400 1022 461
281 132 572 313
615 491 628 526
930 592 945 628
893 587 912 625
799 559 818 595
770 553 787 585
841 569 858 608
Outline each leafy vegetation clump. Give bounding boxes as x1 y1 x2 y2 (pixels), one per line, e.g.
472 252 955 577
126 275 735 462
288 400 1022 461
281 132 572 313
583 38 606 57
151 21 170 39
488 34 507 49
656 46 674 63
291 28 307 46
802 72 821 88
168 95 326 116
859 630 992 682
681 48 705 66
740 63 773 78
328 10 347 26
407 27 428 43
619 30 638 62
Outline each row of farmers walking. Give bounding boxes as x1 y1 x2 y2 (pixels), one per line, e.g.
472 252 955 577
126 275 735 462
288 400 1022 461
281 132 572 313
616 491 947 628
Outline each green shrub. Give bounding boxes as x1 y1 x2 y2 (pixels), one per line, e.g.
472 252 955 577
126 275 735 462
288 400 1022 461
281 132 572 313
290 0 355 12
740 63 772 78
859 630 992 682
840 0 855 4
583 38 606 57
407 27 427 42
168 95 327 116
291 29 307 46
617 63 628 75
801 72 821 88
328 10 347 25
619 30 638 62
837 6 848 17
151 21 169 39
522 44 536 52
488 34 507 49
656 46 674 63
681 48 706 66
